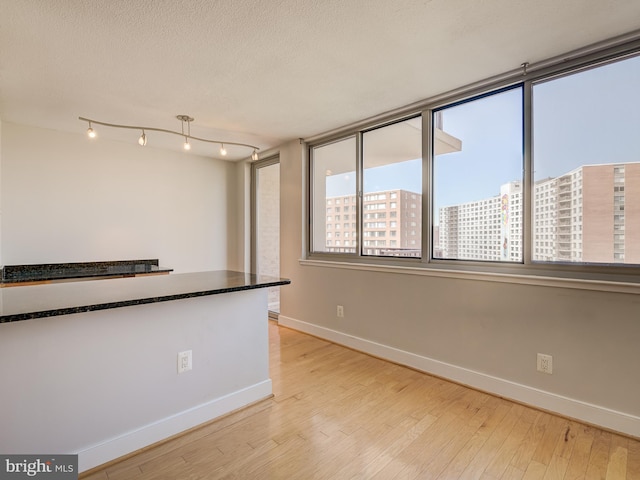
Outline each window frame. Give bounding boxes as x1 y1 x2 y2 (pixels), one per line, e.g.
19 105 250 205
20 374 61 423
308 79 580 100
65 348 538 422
360 114 423 259
305 38 640 284
308 135 359 256
430 84 525 265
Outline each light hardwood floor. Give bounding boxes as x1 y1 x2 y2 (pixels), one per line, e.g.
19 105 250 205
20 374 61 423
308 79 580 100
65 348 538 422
82 322 640 479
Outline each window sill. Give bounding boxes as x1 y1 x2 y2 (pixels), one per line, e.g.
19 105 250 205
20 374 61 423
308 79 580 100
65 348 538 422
299 258 640 295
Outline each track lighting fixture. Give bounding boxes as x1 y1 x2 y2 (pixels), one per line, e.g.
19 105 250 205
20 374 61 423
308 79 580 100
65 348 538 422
79 115 260 160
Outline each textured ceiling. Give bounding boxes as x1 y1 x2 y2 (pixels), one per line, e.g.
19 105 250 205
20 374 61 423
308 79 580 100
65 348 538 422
1 0 639 160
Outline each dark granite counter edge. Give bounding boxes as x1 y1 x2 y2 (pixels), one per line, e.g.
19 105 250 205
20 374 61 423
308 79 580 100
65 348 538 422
2 259 172 283
2 267 174 284
0 279 291 323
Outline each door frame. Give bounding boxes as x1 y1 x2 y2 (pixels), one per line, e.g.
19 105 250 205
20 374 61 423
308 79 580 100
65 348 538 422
250 155 280 318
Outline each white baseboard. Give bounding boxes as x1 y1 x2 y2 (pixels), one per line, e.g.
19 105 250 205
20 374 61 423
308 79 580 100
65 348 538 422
279 315 640 438
78 380 272 472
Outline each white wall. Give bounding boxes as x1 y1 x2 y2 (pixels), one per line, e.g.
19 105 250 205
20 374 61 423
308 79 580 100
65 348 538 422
0 122 236 272
278 140 640 437
229 160 252 272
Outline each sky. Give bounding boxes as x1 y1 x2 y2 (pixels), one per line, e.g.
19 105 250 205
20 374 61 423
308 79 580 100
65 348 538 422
326 53 640 226
533 54 640 177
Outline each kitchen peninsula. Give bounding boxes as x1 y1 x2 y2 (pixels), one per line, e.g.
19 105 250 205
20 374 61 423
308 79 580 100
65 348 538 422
0 270 290 472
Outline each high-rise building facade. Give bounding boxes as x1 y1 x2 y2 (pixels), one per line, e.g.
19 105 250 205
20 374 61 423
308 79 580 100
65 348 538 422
534 162 640 264
439 181 523 262
325 189 421 256
439 162 640 264
323 162 640 264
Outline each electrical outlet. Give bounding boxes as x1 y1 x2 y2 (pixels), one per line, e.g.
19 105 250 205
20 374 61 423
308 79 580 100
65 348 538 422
178 350 192 373
537 353 553 374
337 305 344 318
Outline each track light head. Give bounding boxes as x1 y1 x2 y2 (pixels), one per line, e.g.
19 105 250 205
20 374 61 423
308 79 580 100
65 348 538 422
220 144 227 156
251 150 259 161
138 131 147 146
87 122 96 138
183 137 191 151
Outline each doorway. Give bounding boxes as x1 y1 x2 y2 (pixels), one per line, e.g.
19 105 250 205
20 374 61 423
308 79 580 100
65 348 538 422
251 156 280 316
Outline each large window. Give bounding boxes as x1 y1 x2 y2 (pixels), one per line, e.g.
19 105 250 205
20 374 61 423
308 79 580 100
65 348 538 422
309 46 640 278
433 87 523 262
532 55 640 265
362 117 422 257
311 137 357 253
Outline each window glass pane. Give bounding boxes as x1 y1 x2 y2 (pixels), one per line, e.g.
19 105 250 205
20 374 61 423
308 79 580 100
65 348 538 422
362 117 422 257
433 87 524 262
311 137 357 253
532 55 640 264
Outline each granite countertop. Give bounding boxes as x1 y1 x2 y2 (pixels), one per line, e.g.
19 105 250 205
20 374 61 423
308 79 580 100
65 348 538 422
1 259 173 284
0 270 290 323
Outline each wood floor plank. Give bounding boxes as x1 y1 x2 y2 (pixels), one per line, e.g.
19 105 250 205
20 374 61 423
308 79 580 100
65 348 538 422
539 419 578 479
606 434 628 480
540 454 568 480
213 435 306 479
411 403 496 479
349 413 439 479
501 464 526 480
585 429 612 480
458 404 525 479
627 437 640 479
531 415 568 466
77 323 640 480
552 420 579 461
373 390 479 478
78 471 108 480
137 455 187 477
563 425 595 480
370 409 462 478
484 415 535 478
522 460 547 480
509 411 547 472
436 399 511 479
290 418 404 479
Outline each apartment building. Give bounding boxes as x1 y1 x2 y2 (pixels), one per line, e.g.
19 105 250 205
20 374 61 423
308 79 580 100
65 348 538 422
325 189 421 256
439 181 523 262
534 162 640 264
438 162 640 264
